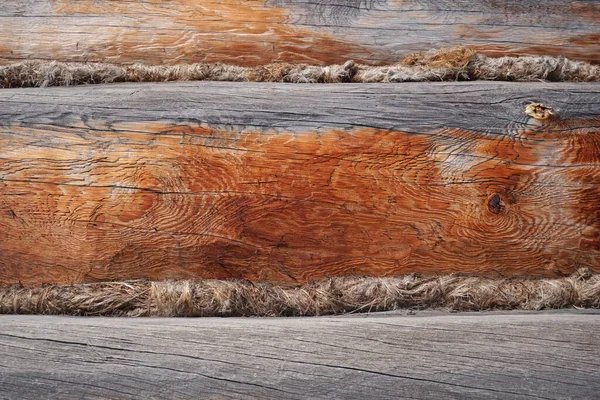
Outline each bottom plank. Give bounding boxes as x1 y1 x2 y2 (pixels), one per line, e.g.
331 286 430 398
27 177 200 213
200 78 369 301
0 311 599 400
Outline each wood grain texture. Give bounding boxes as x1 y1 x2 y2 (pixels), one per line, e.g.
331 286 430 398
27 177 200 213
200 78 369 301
0 82 599 285
0 0 599 66
1 311 600 399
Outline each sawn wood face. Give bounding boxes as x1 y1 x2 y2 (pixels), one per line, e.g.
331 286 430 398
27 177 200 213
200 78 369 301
0 0 599 66
0 82 598 285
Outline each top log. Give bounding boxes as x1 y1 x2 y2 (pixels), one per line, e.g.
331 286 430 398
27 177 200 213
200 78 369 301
0 0 599 66
0 81 599 286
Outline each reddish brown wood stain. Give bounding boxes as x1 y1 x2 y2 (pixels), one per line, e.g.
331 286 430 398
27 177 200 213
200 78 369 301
0 117 598 285
49 0 385 66
1 0 599 65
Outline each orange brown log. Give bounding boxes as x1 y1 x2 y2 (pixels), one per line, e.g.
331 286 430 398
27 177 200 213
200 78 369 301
0 82 598 285
1 0 599 66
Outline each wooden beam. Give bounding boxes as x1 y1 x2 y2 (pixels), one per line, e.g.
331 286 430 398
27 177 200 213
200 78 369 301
1 311 599 399
0 82 599 285
1 0 599 66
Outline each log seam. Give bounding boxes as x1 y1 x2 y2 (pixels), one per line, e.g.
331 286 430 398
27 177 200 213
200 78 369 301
1 270 598 317
2 48 600 88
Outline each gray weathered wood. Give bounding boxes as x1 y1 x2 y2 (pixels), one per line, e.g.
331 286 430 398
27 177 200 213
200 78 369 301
0 0 599 66
0 311 599 399
1 81 599 133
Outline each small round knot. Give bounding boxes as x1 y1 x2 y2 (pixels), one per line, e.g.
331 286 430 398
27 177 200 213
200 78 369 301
525 103 555 120
487 194 504 214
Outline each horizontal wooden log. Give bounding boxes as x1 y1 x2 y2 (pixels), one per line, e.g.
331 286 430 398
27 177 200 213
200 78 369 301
1 0 599 66
2 311 600 399
0 81 599 286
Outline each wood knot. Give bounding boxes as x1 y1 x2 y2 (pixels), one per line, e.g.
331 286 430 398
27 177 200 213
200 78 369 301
525 103 555 120
487 194 504 214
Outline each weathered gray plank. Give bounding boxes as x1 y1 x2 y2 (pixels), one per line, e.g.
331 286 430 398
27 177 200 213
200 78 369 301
0 0 599 66
0 82 599 285
0 311 599 399
1 81 599 133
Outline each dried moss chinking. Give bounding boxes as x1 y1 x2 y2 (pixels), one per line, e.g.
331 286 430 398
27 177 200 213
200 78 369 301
1 47 599 88
1 269 598 317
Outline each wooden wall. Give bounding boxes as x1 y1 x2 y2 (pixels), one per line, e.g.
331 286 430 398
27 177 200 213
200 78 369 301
1 0 599 66
1 82 598 285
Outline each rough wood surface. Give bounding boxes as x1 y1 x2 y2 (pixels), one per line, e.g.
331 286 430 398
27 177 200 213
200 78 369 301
0 82 599 286
1 0 599 66
1 311 599 399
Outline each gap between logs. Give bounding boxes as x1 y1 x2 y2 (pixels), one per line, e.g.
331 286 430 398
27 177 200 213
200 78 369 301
2 47 600 88
1 270 598 317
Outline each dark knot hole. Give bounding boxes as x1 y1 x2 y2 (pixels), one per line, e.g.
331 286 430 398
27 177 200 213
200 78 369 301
487 194 504 214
